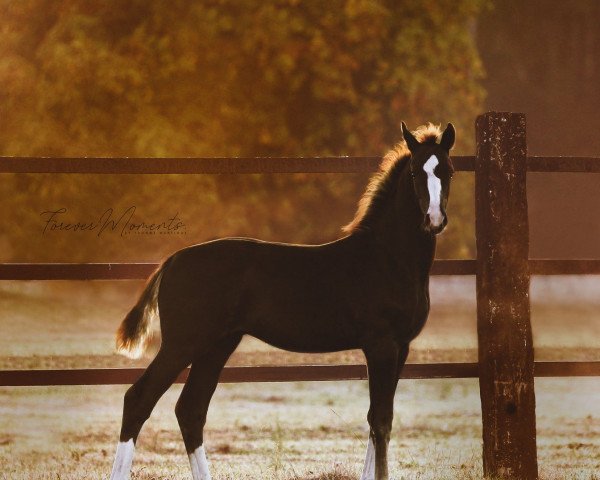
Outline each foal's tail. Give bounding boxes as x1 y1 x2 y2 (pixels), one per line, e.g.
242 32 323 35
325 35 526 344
115 259 171 359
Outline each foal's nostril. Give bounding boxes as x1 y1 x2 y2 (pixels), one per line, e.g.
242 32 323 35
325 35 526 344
424 213 447 234
428 211 444 228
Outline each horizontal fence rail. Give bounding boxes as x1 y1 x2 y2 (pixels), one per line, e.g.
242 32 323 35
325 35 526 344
526 156 600 173
1 155 599 174
0 156 474 174
0 260 474 280
529 259 600 275
1 362 599 387
3 259 600 280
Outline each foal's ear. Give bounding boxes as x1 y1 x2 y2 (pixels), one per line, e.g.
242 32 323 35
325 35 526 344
440 123 455 151
401 122 420 152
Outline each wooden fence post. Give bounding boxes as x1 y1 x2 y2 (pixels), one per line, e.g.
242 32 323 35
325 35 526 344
475 112 538 479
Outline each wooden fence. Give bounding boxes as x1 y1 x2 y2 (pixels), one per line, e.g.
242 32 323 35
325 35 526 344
1 112 599 478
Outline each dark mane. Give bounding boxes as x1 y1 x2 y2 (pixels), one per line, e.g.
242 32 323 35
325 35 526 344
343 123 443 233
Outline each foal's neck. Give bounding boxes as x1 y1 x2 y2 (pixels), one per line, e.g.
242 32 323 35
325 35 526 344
372 167 436 272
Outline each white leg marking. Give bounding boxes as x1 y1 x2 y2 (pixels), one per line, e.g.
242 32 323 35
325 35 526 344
423 154 443 227
360 436 375 480
109 439 135 480
189 445 212 480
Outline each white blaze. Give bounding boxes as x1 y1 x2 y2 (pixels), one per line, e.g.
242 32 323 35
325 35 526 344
110 439 135 480
423 155 443 227
189 445 212 480
360 436 375 480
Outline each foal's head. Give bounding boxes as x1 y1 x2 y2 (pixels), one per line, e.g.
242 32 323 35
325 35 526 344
401 122 455 235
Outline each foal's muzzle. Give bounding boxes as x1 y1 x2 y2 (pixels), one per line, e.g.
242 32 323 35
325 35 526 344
423 213 448 235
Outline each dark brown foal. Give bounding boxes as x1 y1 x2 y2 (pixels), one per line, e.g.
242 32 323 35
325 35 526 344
110 122 455 480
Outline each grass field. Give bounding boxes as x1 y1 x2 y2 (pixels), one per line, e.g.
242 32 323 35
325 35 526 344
0 276 599 478
1 379 599 479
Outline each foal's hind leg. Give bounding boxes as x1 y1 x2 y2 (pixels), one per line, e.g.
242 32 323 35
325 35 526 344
175 334 242 480
110 346 192 480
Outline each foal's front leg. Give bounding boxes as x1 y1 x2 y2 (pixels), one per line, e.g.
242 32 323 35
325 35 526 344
361 341 405 480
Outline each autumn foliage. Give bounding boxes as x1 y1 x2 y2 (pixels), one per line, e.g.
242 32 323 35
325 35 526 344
0 0 487 262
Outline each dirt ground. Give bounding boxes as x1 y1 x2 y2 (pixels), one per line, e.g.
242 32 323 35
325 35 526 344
0 276 599 478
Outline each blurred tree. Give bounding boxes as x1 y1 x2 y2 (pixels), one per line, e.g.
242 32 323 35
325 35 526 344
478 0 600 259
478 0 600 156
0 0 487 262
